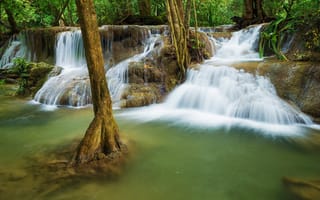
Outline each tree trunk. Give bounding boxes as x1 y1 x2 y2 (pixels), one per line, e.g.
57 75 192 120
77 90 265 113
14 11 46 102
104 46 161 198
243 0 265 20
184 0 192 37
166 0 190 80
138 0 151 16
5 8 19 33
74 0 122 164
256 0 266 19
53 0 70 26
243 0 254 19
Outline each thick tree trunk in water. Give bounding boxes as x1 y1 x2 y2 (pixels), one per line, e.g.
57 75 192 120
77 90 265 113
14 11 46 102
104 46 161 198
5 8 18 34
74 0 122 164
166 0 189 80
138 0 151 16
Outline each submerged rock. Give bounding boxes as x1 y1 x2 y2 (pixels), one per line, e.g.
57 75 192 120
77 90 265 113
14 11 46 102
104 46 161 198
283 177 320 200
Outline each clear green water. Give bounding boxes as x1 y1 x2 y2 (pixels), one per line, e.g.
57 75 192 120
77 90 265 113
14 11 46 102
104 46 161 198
0 95 320 200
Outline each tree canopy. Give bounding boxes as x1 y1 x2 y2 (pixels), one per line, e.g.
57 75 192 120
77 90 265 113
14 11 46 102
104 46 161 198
0 0 318 34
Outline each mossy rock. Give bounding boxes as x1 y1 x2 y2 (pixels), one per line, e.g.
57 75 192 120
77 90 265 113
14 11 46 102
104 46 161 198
121 83 163 107
28 62 55 96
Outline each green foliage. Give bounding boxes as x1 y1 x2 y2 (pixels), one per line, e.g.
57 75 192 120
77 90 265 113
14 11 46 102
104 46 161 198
0 0 319 33
0 0 77 33
259 16 293 60
259 0 320 60
191 0 242 26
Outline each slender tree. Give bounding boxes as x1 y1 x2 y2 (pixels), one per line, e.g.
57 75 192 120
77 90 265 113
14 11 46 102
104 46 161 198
166 0 190 80
74 0 123 164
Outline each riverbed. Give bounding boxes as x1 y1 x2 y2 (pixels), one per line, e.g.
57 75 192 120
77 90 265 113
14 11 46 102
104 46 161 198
0 95 320 200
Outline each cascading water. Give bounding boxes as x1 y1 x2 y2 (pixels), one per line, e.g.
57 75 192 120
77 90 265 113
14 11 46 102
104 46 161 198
122 25 317 136
211 25 262 62
33 28 162 108
164 65 312 125
106 33 162 107
55 31 86 68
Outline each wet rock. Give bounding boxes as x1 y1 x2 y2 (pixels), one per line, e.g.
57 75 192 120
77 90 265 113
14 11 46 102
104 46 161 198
23 27 75 64
128 61 163 84
285 24 320 62
100 25 166 64
48 66 63 77
188 31 214 62
210 32 232 39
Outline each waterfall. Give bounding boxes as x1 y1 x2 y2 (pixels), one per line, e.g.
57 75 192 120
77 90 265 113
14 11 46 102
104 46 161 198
55 30 86 68
164 65 312 125
211 25 262 62
34 28 162 107
121 24 316 136
164 25 312 125
34 30 89 107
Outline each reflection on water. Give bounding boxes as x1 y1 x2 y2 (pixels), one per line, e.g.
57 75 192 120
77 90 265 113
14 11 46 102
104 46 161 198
0 96 320 200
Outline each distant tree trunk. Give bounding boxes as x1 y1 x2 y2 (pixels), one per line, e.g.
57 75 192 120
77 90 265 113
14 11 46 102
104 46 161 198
256 0 266 19
74 0 122 164
243 0 254 19
166 0 190 80
5 8 19 33
243 0 266 20
233 0 268 29
138 0 151 16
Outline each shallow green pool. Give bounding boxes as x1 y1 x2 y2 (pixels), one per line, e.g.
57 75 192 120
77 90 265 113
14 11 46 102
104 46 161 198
0 95 319 200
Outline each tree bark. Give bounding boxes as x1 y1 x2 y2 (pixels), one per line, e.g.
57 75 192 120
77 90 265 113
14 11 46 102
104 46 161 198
184 0 192 37
53 0 70 26
243 0 265 20
243 0 254 19
166 0 190 80
74 0 122 164
138 0 151 16
256 0 266 19
5 8 19 33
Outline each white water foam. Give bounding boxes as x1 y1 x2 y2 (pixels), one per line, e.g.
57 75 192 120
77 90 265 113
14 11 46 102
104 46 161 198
210 25 263 63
